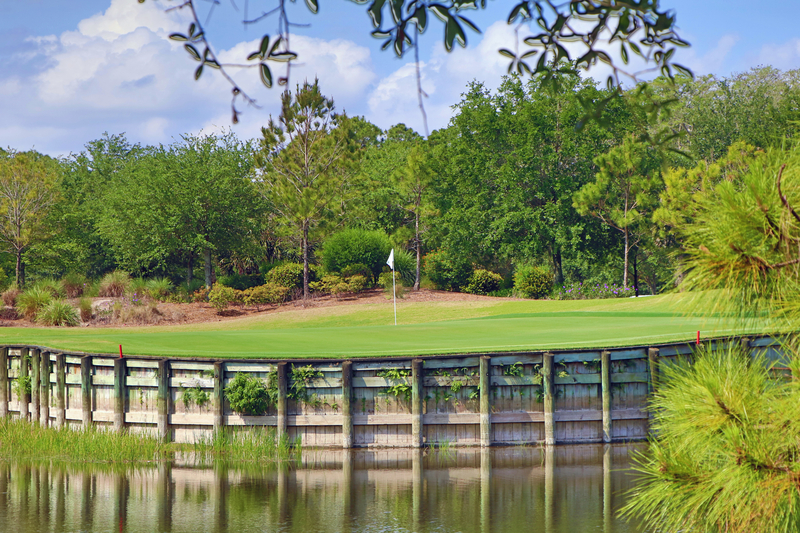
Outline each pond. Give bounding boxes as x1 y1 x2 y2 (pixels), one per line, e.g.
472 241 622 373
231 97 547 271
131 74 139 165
0 443 644 532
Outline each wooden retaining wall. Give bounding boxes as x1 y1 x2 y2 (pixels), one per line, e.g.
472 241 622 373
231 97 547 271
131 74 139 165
0 336 785 446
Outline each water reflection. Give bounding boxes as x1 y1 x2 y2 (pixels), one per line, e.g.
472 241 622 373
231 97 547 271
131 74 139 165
0 444 644 532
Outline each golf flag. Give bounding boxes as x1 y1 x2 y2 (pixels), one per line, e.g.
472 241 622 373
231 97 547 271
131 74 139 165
387 249 395 270
387 249 397 326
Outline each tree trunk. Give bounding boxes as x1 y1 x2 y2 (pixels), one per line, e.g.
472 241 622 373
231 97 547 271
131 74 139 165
187 254 193 287
553 248 564 286
15 251 23 288
414 211 421 291
632 248 639 297
302 223 309 301
623 230 629 289
204 248 212 289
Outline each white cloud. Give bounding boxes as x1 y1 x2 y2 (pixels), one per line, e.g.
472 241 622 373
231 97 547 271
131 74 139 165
0 0 377 156
756 38 800 71
674 34 739 76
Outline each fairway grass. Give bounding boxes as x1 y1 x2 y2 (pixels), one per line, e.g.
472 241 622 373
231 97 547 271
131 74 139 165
0 293 770 358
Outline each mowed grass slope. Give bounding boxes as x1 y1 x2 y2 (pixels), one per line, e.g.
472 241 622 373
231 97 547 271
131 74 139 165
0 293 767 358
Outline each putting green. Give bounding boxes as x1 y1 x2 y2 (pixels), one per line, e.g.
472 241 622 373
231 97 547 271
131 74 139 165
0 294 767 358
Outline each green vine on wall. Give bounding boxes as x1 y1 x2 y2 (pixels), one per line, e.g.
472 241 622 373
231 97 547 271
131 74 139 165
378 368 412 401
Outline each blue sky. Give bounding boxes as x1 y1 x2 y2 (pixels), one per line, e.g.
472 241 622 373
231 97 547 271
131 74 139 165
2 0 800 157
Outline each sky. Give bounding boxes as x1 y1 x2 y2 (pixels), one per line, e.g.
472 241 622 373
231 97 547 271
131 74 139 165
2 0 800 157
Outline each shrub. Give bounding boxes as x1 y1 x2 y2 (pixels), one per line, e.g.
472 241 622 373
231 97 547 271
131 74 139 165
347 274 368 293
208 283 242 313
242 283 289 310
118 304 163 325
265 263 305 291
225 373 273 416
60 272 87 298
77 297 93 322
145 278 173 301
464 269 503 295
424 250 472 291
98 271 131 297
552 281 634 300
218 273 264 291
310 275 350 296
36 300 79 327
191 287 210 303
321 229 391 279
514 265 552 299
2 286 21 307
392 248 417 285
340 263 372 284
378 271 407 299
17 287 53 320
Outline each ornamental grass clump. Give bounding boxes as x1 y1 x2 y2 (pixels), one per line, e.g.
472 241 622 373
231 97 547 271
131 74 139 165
17 286 52 320
60 272 87 298
98 271 131 297
145 277 173 301
36 299 79 326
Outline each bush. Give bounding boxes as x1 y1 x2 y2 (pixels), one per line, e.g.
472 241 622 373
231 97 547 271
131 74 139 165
36 300 79 327
98 271 131 297
118 304 164 325
340 263 372 284
191 287 210 303
225 373 273 416
78 297 93 322
265 263 306 291
464 269 503 295
424 250 472 291
242 283 289 310
2 286 21 308
347 274 368 293
321 229 391 279
145 278 173 301
218 273 264 291
17 287 53 320
208 283 242 313
378 271 407 299
61 272 87 298
552 281 634 300
310 275 350 296
514 265 552 299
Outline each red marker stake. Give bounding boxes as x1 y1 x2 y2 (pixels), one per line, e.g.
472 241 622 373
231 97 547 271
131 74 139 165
119 344 123 358
696 331 700 345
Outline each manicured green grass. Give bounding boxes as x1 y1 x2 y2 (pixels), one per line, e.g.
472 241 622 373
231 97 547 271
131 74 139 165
0 293 769 358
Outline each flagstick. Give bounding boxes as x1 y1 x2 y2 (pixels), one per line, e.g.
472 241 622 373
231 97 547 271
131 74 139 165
393 268 397 326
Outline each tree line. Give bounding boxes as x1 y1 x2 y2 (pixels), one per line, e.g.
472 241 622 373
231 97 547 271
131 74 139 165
1 66 798 298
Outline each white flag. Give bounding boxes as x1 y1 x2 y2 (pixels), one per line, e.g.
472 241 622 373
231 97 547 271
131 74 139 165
386 249 395 270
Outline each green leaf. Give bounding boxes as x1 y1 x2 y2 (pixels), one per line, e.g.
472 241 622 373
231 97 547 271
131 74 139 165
408 7 427 32
458 16 481 34
381 38 392 50
371 29 393 39
169 33 188 42
520 49 538 59
390 0 402 23
260 63 273 88
189 23 196 37
368 0 386 27
673 63 693 78
620 43 629 64
429 4 450 23
194 64 203 80
260 35 270 57
269 36 282 57
269 51 298 63
205 59 221 70
305 0 319 14
247 51 263 61
498 48 516 59
184 44 202 61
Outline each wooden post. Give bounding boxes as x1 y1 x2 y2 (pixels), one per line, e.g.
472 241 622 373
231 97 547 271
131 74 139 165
341 361 353 449
543 352 555 446
0 347 8 418
479 356 491 447
81 357 92 429
55 353 66 428
30 348 40 423
157 360 170 442
39 351 50 427
19 348 29 421
411 359 423 448
276 362 288 442
601 350 611 443
213 361 224 436
648 347 660 394
740 337 751 354
113 358 126 432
